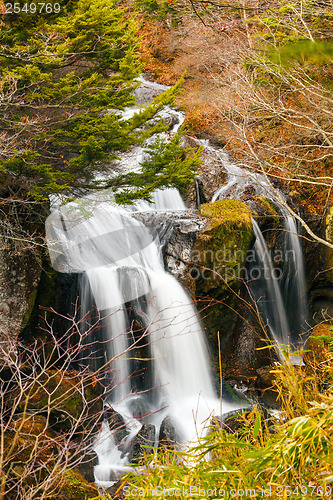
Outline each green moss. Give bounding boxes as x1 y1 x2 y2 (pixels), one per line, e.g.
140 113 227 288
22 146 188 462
257 196 279 224
55 470 99 499
195 200 254 291
191 199 254 354
20 288 37 331
200 199 252 229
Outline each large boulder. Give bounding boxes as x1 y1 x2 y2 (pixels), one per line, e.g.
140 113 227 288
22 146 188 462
191 200 254 352
0 245 42 359
133 210 207 293
15 369 104 433
158 416 182 449
129 423 156 464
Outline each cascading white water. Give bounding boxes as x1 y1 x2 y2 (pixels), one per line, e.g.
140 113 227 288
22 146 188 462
251 219 290 349
194 139 308 360
46 190 236 485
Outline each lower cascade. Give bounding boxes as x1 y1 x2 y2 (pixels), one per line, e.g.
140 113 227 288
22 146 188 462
46 189 236 486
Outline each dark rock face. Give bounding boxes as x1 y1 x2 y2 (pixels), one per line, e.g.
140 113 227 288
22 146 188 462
307 207 333 323
0 245 42 355
75 449 98 483
129 423 156 464
222 300 277 380
158 416 182 449
255 366 276 389
104 407 129 445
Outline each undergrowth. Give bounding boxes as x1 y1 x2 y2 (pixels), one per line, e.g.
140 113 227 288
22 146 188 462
121 345 333 499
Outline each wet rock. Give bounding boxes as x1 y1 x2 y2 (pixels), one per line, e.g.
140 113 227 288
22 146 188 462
103 480 124 499
134 76 168 105
222 311 274 380
133 210 207 292
104 407 129 444
15 369 104 433
75 449 98 484
256 365 276 389
158 416 182 449
129 423 156 464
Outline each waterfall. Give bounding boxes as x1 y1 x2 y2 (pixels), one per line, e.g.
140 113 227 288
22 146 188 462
196 141 308 361
251 219 290 352
195 177 201 209
45 77 244 485
46 75 309 487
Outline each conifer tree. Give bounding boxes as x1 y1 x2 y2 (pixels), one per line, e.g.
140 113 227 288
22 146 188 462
0 0 200 203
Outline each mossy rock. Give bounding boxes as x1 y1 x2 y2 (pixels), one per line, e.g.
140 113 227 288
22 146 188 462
190 199 254 352
2 417 60 497
51 470 99 500
15 369 104 432
200 199 252 229
12 414 57 439
195 200 253 291
3 420 99 499
305 323 333 364
256 196 279 222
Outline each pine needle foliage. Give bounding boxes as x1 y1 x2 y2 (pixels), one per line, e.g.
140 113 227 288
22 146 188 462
0 0 200 202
